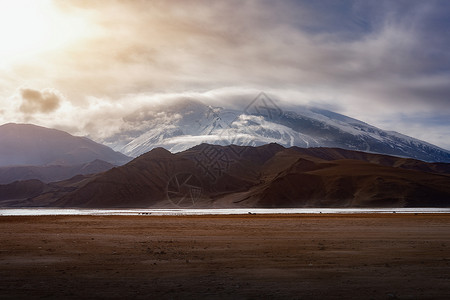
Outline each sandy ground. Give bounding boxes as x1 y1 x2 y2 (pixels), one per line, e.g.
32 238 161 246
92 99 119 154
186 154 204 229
0 214 449 299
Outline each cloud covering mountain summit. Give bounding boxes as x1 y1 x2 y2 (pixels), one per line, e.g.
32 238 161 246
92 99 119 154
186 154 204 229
109 97 450 163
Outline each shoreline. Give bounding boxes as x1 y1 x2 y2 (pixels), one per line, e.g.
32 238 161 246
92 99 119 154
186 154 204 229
1 207 450 217
2 213 450 219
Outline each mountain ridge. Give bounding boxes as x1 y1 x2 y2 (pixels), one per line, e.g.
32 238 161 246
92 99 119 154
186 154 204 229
0 123 132 167
2 143 449 208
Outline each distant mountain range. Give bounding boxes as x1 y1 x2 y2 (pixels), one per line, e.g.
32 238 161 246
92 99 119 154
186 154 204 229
0 123 132 184
0 123 131 167
0 159 115 184
108 97 450 163
2 144 449 208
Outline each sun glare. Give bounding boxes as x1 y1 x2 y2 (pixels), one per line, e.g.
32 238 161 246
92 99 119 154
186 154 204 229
0 0 88 67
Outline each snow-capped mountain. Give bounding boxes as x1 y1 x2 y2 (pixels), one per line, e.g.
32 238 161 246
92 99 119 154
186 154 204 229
112 95 450 163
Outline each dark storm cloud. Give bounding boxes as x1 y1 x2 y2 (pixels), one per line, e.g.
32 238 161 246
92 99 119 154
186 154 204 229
34 0 450 112
19 88 61 114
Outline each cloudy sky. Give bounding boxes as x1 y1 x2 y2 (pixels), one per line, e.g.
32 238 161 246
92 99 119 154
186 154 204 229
0 0 449 149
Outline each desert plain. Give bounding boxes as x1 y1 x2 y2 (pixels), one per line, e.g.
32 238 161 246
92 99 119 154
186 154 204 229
0 213 449 299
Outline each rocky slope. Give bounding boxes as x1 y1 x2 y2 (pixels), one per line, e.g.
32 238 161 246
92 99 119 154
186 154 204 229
3 144 449 208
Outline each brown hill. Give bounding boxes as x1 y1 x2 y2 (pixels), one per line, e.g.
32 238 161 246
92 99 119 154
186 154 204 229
291 147 450 174
227 156 450 208
2 144 450 208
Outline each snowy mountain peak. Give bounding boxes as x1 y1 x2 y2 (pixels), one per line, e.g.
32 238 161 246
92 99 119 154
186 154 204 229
111 99 450 163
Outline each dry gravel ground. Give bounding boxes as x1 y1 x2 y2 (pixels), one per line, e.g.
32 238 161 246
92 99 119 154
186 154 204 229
0 214 449 299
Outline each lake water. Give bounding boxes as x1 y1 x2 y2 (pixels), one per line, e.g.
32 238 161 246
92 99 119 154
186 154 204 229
1 208 449 216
